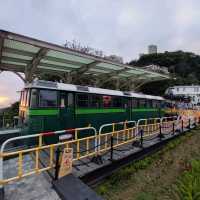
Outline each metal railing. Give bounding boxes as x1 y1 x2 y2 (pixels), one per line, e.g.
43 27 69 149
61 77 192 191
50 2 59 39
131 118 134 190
0 126 97 186
98 120 136 152
0 112 199 187
0 116 18 129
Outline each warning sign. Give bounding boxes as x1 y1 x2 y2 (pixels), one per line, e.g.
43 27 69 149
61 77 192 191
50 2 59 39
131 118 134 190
58 148 73 178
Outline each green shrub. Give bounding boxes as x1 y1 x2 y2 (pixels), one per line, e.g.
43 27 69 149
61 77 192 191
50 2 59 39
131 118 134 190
135 192 155 200
171 160 200 200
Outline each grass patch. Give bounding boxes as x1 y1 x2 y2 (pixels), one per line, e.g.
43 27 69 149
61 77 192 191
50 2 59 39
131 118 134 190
135 192 155 200
170 159 200 200
96 128 200 199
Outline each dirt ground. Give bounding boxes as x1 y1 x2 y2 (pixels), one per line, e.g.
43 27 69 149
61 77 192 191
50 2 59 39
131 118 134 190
96 128 200 200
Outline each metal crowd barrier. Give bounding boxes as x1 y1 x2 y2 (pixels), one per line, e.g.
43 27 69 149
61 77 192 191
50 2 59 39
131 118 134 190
0 112 199 188
98 121 137 154
98 121 136 152
0 127 97 186
137 118 161 138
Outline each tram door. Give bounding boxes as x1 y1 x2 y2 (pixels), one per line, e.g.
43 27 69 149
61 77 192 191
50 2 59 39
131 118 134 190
125 97 132 121
60 92 74 129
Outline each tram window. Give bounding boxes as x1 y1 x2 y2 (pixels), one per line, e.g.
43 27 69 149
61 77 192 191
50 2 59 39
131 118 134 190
39 90 58 107
60 92 74 107
146 100 152 108
157 101 161 108
25 90 30 107
139 99 146 108
60 93 66 108
112 97 123 108
21 90 27 107
20 91 24 106
77 93 89 107
67 93 74 106
132 98 138 108
152 100 157 108
103 96 112 108
90 95 101 108
30 89 38 108
24 90 27 107
152 100 160 108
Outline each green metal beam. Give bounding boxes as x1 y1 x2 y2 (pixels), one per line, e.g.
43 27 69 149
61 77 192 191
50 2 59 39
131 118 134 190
26 48 49 82
1 56 30 64
96 67 130 85
39 62 76 71
70 60 101 78
43 56 83 67
0 63 25 72
3 47 35 57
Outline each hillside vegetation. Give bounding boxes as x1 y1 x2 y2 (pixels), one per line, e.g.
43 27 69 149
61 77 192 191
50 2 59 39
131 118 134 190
129 51 200 95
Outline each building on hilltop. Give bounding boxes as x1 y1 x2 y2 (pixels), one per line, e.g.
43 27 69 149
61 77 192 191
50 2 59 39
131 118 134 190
165 85 200 105
141 64 169 75
148 45 157 54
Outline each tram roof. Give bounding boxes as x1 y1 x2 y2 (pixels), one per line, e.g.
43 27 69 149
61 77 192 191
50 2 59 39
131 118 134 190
25 80 164 100
0 30 169 84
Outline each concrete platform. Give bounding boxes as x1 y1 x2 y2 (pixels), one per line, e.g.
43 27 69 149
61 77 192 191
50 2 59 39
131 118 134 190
53 174 102 200
3 155 60 200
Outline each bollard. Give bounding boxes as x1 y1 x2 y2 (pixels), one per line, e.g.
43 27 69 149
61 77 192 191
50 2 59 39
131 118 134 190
110 136 114 161
140 129 143 148
54 147 61 180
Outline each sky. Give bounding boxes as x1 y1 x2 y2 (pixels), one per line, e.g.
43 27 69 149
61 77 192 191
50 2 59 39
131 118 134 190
0 0 200 108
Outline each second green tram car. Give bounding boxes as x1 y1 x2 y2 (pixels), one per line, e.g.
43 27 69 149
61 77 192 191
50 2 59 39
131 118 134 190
19 80 165 136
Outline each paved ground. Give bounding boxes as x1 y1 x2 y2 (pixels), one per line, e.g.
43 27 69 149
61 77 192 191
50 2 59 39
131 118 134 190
4 155 60 200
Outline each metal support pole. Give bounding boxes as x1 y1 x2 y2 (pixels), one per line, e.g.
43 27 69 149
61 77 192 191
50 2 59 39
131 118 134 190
189 119 191 131
54 147 61 180
2 115 4 128
0 154 4 200
140 129 143 148
110 136 113 161
159 123 163 140
182 120 184 133
172 122 175 135
195 118 197 127
0 187 4 200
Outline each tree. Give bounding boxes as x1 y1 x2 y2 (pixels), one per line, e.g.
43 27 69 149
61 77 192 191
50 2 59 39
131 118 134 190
130 51 200 95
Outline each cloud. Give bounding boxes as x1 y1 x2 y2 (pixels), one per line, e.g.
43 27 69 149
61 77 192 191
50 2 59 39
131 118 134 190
0 0 200 106
0 96 10 107
0 72 23 108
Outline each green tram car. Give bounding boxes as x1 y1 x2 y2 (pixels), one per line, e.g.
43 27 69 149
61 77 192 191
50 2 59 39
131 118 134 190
19 80 165 137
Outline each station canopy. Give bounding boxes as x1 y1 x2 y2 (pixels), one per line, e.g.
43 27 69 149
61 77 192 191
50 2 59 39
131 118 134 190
0 29 169 90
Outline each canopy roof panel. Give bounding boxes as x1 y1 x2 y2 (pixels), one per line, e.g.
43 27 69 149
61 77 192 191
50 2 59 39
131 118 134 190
0 29 169 88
